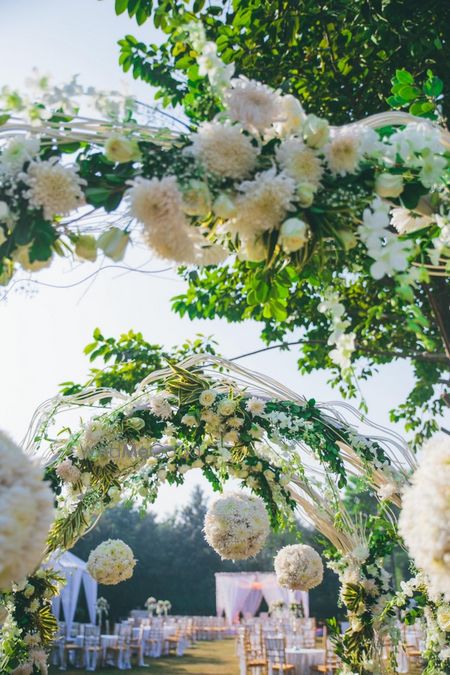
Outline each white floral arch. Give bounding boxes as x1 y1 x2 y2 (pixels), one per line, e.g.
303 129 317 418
1 353 427 674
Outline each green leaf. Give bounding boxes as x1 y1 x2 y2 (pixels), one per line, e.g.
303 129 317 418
423 77 443 98
0 113 10 126
397 85 421 101
115 0 129 14
395 69 414 85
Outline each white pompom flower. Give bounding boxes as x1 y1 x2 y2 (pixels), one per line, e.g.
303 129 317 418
128 175 197 263
225 77 283 134
204 492 270 559
276 138 323 188
399 437 450 600
21 159 86 219
325 128 365 176
225 168 296 238
0 431 54 590
189 121 259 180
87 539 136 585
274 544 324 590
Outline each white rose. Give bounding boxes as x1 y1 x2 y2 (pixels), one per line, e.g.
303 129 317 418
437 605 450 632
12 245 52 272
104 135 141 163
275 94 305 136
182 179 212 216
157 469 167 481
297 183 316 208
0 201 9 220
279 218 309 253
23 584 35 599
217 399 237 416
303 114 330 149
191 459 203 469
375 173 404 198
213 194 237 219
74 234 97 262
199 389 218 407
178 465 190 474
97 227 130 262
238 237 267 262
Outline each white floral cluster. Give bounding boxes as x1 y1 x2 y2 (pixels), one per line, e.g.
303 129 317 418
318 288 356 371
0 431 54 591
1 70 137 122
185 22 235 96
359 197 412 279
394 573 450 665
86 539 136 585
274 544 324 590
386 123 447 189
127 175 228 266
203 492 270 559
73 416 146 472
399 436 450 600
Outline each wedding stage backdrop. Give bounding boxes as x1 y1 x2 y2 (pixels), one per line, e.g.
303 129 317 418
215 572 309 623
49 551 98 634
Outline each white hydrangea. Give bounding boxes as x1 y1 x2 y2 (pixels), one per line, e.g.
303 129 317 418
399 437 450 600
388 122 444 165
225 76 283 134
189 122 259 180
276 138 323 187
225 168 296 238
21 159 85 219
204 492 270 559
274 544 324 590
0 431 54 590
86 539 136 585
0 136 40 175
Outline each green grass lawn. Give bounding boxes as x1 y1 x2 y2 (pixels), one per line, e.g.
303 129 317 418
49 638 240 675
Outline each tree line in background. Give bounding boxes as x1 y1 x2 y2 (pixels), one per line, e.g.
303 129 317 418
71 483 409 623
71 485 339 622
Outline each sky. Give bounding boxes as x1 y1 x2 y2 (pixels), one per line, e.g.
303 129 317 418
0 0 443 517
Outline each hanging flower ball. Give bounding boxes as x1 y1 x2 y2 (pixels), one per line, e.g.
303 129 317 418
204 492 270 560
399 437 450 601
87 539 136 585
274 544 324 591
0 431 54 591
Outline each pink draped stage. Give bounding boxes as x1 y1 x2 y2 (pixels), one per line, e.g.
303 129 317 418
215 572 309 623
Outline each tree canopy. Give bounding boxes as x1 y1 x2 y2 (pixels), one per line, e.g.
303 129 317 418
114 0 450 123
106 0 450 447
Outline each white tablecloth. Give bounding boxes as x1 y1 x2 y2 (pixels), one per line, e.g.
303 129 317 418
286 648 325 674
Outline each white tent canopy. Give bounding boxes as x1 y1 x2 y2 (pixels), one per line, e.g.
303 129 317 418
49 551 97 634
215 572 309 623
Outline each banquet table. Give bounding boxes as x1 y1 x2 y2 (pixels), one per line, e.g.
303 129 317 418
285 647 325 674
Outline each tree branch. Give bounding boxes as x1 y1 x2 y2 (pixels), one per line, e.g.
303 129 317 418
426 277 450 359
231 339 449 363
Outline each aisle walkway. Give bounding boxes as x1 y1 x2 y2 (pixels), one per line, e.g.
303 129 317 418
49 638 239 675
